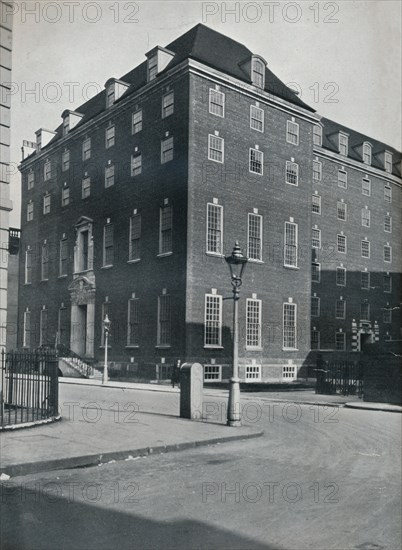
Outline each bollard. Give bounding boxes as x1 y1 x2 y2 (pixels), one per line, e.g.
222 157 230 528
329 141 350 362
180 363 204 420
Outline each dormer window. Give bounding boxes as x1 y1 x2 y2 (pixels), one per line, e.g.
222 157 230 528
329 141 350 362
148 55 158 82
61 111 83 135
145 46 175 83
251 57 265 88
339 133 348 156
106 84 115 108
63 117 69 136
363 142 372 165
384 151 393 173
104 79 129 108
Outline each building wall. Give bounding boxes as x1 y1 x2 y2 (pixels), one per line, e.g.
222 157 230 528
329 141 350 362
18 71 191 367
0 1 13 352
185 70 317 381
312 145 402 352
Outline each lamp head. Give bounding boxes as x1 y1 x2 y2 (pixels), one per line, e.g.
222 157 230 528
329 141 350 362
225 241 248 283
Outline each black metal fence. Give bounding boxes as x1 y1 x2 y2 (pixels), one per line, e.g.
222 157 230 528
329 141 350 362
0 350 59 428
316 359 363 397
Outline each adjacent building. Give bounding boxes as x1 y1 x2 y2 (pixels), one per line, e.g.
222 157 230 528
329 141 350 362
17 24 401 382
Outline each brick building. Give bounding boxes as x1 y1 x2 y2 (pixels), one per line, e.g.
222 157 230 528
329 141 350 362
17 24 401 382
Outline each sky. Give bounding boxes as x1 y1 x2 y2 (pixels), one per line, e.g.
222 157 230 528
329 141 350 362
7 0 402 228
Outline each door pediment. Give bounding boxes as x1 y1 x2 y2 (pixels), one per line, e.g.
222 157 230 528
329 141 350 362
69 276 96 305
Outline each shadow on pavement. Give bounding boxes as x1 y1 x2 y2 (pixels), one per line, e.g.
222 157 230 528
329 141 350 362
1 484 282 550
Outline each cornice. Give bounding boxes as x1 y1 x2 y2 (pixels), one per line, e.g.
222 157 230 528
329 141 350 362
314 146 401 187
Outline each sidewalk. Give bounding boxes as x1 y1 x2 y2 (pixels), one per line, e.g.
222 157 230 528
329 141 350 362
0 388 262 478
60 377 402 411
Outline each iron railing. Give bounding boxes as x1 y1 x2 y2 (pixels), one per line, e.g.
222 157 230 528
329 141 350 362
55 344 97 378
315 359 363 397
0 350 59 428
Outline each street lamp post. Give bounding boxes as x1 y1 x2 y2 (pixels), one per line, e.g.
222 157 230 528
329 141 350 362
225 241 248 427
102 314 111 384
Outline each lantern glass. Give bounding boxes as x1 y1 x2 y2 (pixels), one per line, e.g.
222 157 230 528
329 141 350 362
225 242 248 281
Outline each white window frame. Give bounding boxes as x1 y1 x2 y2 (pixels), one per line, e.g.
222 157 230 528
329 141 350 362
384 245 392 263
129 213 141 262
383 308 392 324
338 169 347 189
105 125 115 149
335 299 345 319
161 136 174 164
41 243 49 281
362 142 372 165
43 194 51 215
284 221 298 267
82 177 91 199
312 195 321 215
159 204 173 255
131 153 142 176
27 171 34 190
157 294 171 347
162 91 174 118
337 234 347 254
59 238 68 277
361 240 370 259
336 266 346 287
313 125 322 146
62 187 70 207
362 177 371 196
335 332 346 351
313 160 322 182
23 310 31 348
384 185 392 203
44 160 51 181
285 161 299 186
204 365 222 382
127 298 140 346
337 201 347 221
249 148 263 175
339 133 348 156
103 223 114 267
286 120 299 145
246 298 262 349
204 294 223 348
208 134 224 163
384 152 393 173
312 262 321 283
132 109 143 134
209 89 225 118
62 149 70 172
384 214 392 233
282 365 296 380
283 302 297 350
82 137 91 160
206 203 223 256
247 213 263 261
27 202 34 221
105 164 115 188
250 105 264 132
312 228 321 249
245 365 262 382
25 249 32 284
361 208 370 228
251 57 265 88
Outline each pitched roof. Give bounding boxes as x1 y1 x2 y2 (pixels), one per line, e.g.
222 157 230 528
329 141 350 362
321 117 401 177
28 23 314 155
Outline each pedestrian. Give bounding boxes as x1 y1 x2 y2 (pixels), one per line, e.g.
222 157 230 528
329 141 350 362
171 359 181 388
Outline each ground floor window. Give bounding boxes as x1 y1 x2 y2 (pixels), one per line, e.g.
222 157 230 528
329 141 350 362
245 365 261 382
282 365 296 380
204 365 222 381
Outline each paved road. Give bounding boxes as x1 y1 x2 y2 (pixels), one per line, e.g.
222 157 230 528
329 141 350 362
1 385 400 550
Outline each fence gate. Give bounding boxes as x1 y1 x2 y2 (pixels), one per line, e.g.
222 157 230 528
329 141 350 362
316 359 363 397
0 350 59 428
